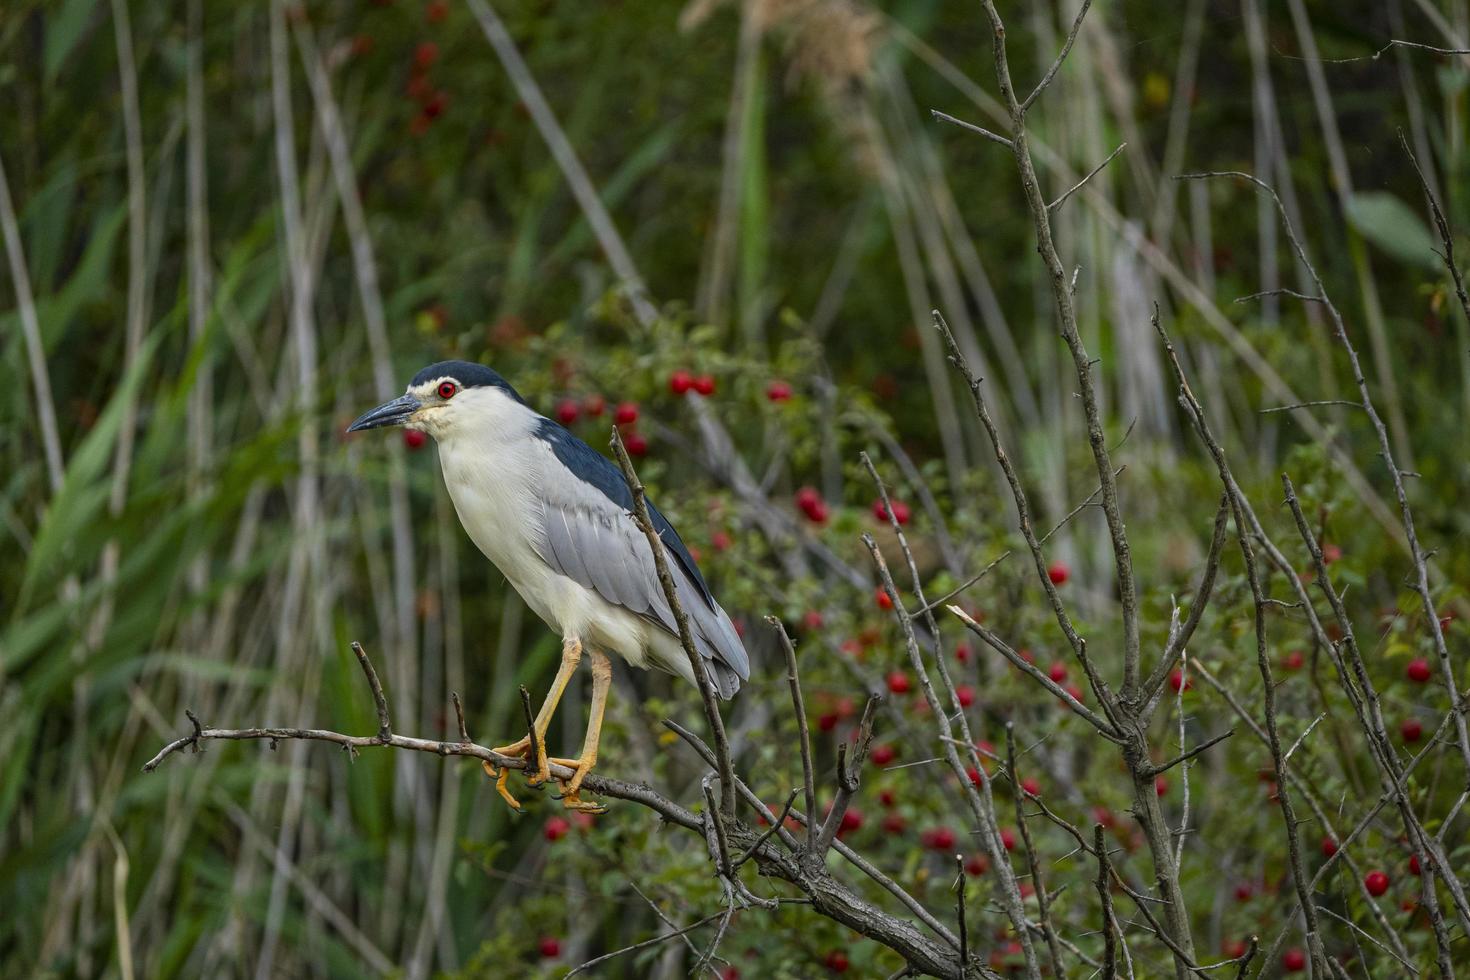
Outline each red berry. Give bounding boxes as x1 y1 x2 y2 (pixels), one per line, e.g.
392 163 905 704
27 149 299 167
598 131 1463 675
1409 854 1422 875
875 587 894 611
838 808 863 835
1401 718 1423 742
1222 939 1247 959
881 812 906 834
721 968 740 980
1048 662 1068 683
1322 543 1342 563
712 531 732 552
614 401 639 425
824 950 849 973
544 816 570 841
624 432 648 456
669 370 694 394
350 34 375 57
870 744 896 766
1364 870 1390 896
1281 649 1304 671
796 487 829 524
766 380 793 402
956 684 975 708
403 428 427 450
1169 669 1191 693
817 712 838 732
414 41 439 70
1092 806 1116 828
556 399 580 425
879 789 897 807
1234 883 1253 902
1155 775 1169 797
692 374 716 396
1021 777 1042 797
872 499 911 525
1064 683 1085 704
1000 827 1016 851
538 936 561 958
422 89 448 118
923 826 956 851
965 854 989 876
425 0 448 22
803 610 824 630
1282 948 1306 972
582 393 605 417
1047 560 1070 585
966 766 981 787
886 670 910 694
1322 836 1338 858
955 643 971 663
1406 658 1433 683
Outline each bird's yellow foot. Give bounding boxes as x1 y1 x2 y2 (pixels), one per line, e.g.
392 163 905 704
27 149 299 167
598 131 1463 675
484 734 543 811
524 748 555 788
546 755 605 812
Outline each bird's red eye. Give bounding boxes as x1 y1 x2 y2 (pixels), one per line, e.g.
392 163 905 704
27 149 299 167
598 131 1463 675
438 381 457 399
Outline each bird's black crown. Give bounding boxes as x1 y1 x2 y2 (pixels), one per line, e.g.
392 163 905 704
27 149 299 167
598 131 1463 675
411 360 525 404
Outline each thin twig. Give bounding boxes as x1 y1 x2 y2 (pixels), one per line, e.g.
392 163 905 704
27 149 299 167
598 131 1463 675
1006 725 1063 976
1095 825 1117 980
611 427 736 821
768 616 818 858
1145 730 1234 777
1021 0 1096 110
1257 399 1359 414
564 911 726 978
351 641 391 741
931 109 1013 147
1048 142 1125 214
733 790 800 870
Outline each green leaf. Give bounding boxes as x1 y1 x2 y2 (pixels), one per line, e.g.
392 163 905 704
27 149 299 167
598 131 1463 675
1344 191 1440 269
43 0 100 84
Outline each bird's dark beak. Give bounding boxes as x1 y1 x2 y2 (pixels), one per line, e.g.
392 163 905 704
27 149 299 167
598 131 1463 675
347 393 421 433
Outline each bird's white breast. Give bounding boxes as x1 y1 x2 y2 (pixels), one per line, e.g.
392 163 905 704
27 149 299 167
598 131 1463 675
433 389 665 673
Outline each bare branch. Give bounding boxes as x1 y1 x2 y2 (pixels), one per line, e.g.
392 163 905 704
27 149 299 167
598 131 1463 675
1095 825 1117 980
930 109 1013 148
1006 725 1063 977
948 606 1121 739
768 616 818 856
1145 730 1234 777
1048 142 1125 214
564 911 727 979
611 427 736 821
1021 0 1097 110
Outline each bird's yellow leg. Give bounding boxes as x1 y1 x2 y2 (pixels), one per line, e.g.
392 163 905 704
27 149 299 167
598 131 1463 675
549 648 611 813
482 638 583 808
523 638 583 787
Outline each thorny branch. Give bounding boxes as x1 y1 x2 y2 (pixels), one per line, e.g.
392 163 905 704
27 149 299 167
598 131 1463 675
610 427 737 822
145 642 1000 979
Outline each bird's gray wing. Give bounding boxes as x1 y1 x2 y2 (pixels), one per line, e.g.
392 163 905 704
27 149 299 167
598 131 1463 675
531 453 748 699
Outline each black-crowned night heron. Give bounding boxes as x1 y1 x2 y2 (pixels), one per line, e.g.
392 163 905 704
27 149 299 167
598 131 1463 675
348 360 749 812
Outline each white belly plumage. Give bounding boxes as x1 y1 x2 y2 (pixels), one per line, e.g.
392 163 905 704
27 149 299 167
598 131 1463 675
436 437 696 685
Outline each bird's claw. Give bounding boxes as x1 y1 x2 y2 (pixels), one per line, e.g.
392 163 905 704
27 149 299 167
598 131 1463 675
545 756 600 810
485 737 544 811
555 789 607 814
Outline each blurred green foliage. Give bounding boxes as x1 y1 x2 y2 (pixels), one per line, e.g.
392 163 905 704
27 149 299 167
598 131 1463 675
3 0 1470 978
